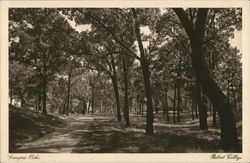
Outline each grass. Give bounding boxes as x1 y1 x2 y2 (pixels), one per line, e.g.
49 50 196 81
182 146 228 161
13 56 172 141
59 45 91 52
9 104 67 152
72 118 223 153
9 105 242 153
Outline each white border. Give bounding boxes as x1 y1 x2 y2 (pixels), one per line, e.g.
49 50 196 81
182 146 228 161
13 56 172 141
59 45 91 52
1 1 250 163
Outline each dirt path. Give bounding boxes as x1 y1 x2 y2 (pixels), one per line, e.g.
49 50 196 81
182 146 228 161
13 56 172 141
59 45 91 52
14 114 233 153
15 115 97 153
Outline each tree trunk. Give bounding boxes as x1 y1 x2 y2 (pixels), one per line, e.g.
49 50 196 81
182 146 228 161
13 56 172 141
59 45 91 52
164 91 170 121
62 95 67 114
212 53 215 69
112 105 115 114
194 87 198 119
100 100 103 114
177 84 181 122
132 8 154 135
139 101 142 116
232 88 237 112
82 100 87 114
18 86 25 107
163 97 166 115
110 55 122 121
135 102 138 115
91 96 94 115
154 98 159 114
191 98 194 120
141 102 144 117
42 75 47 114
209 100 212 115
196 81 208 130
227 80 230 101
184 87 188 110
173 83 176 123
174 8 238 150
195 101 198 118
141 60 154 135
111 76 122 121
104 102 107 116
38 93 42 111
212 103 217 127
87 100 91 114
66 71 71 116
10 78 13 104
123 57 130 127
194 40 238 150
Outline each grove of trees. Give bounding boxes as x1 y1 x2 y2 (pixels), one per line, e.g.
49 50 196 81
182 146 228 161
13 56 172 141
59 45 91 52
9 8 242 152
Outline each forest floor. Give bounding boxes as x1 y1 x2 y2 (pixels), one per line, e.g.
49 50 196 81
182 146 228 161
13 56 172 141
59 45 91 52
9 105 242 153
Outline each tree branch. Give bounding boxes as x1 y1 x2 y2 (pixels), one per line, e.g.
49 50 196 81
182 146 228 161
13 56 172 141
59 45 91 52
106 50 140 61
203 22 236 45
172 8 195 41
195 8 209 42
86 13 140 60
164 27 191 56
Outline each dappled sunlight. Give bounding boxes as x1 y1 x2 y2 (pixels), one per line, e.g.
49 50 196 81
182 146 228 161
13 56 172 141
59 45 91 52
154 122 198 128
125 127 144 133
11 111 233 153
102 127 126 132
8 7 243 155
69 115 224 153
10 104 241 153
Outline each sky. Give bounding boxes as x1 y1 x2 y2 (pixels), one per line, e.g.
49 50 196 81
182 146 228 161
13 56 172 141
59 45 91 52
229 30 242 53
68 19 91 32
69 20 242 53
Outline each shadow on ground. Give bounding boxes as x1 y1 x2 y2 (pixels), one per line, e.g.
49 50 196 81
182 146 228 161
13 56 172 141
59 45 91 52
72 118 222 153
9 105 242 153
9 104 67 152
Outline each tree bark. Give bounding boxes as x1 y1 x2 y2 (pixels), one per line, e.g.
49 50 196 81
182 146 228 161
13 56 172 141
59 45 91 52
123 57 130 127
191 98 194 120
10 78 13 104
209 100 212 115
139 101 142 116
194 89 198 119
184 87 188 111
227 80 230 101
141 50 154 134
62 95 67 114
177 83 181 122
232 88 237 112
91 96 94 115
141 102 144 116
163 97 166 115
87 100 91 114
104 102 107 116
42 75 47 114
110 55 122 121
38 93 42 111
82 100 87 114
196 80 208 130
164 91 170 121
154 98 159 114
173 83 176 123
173 8 238 150
18 86 25 107
66 71 71 116
212 104 217 126
132 8 154 135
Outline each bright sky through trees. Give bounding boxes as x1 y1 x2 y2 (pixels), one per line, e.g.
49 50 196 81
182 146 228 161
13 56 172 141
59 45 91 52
69 20 242 53
8 8 243 153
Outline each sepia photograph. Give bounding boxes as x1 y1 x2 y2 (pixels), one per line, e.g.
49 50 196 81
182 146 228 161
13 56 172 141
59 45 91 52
1 0 250 163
